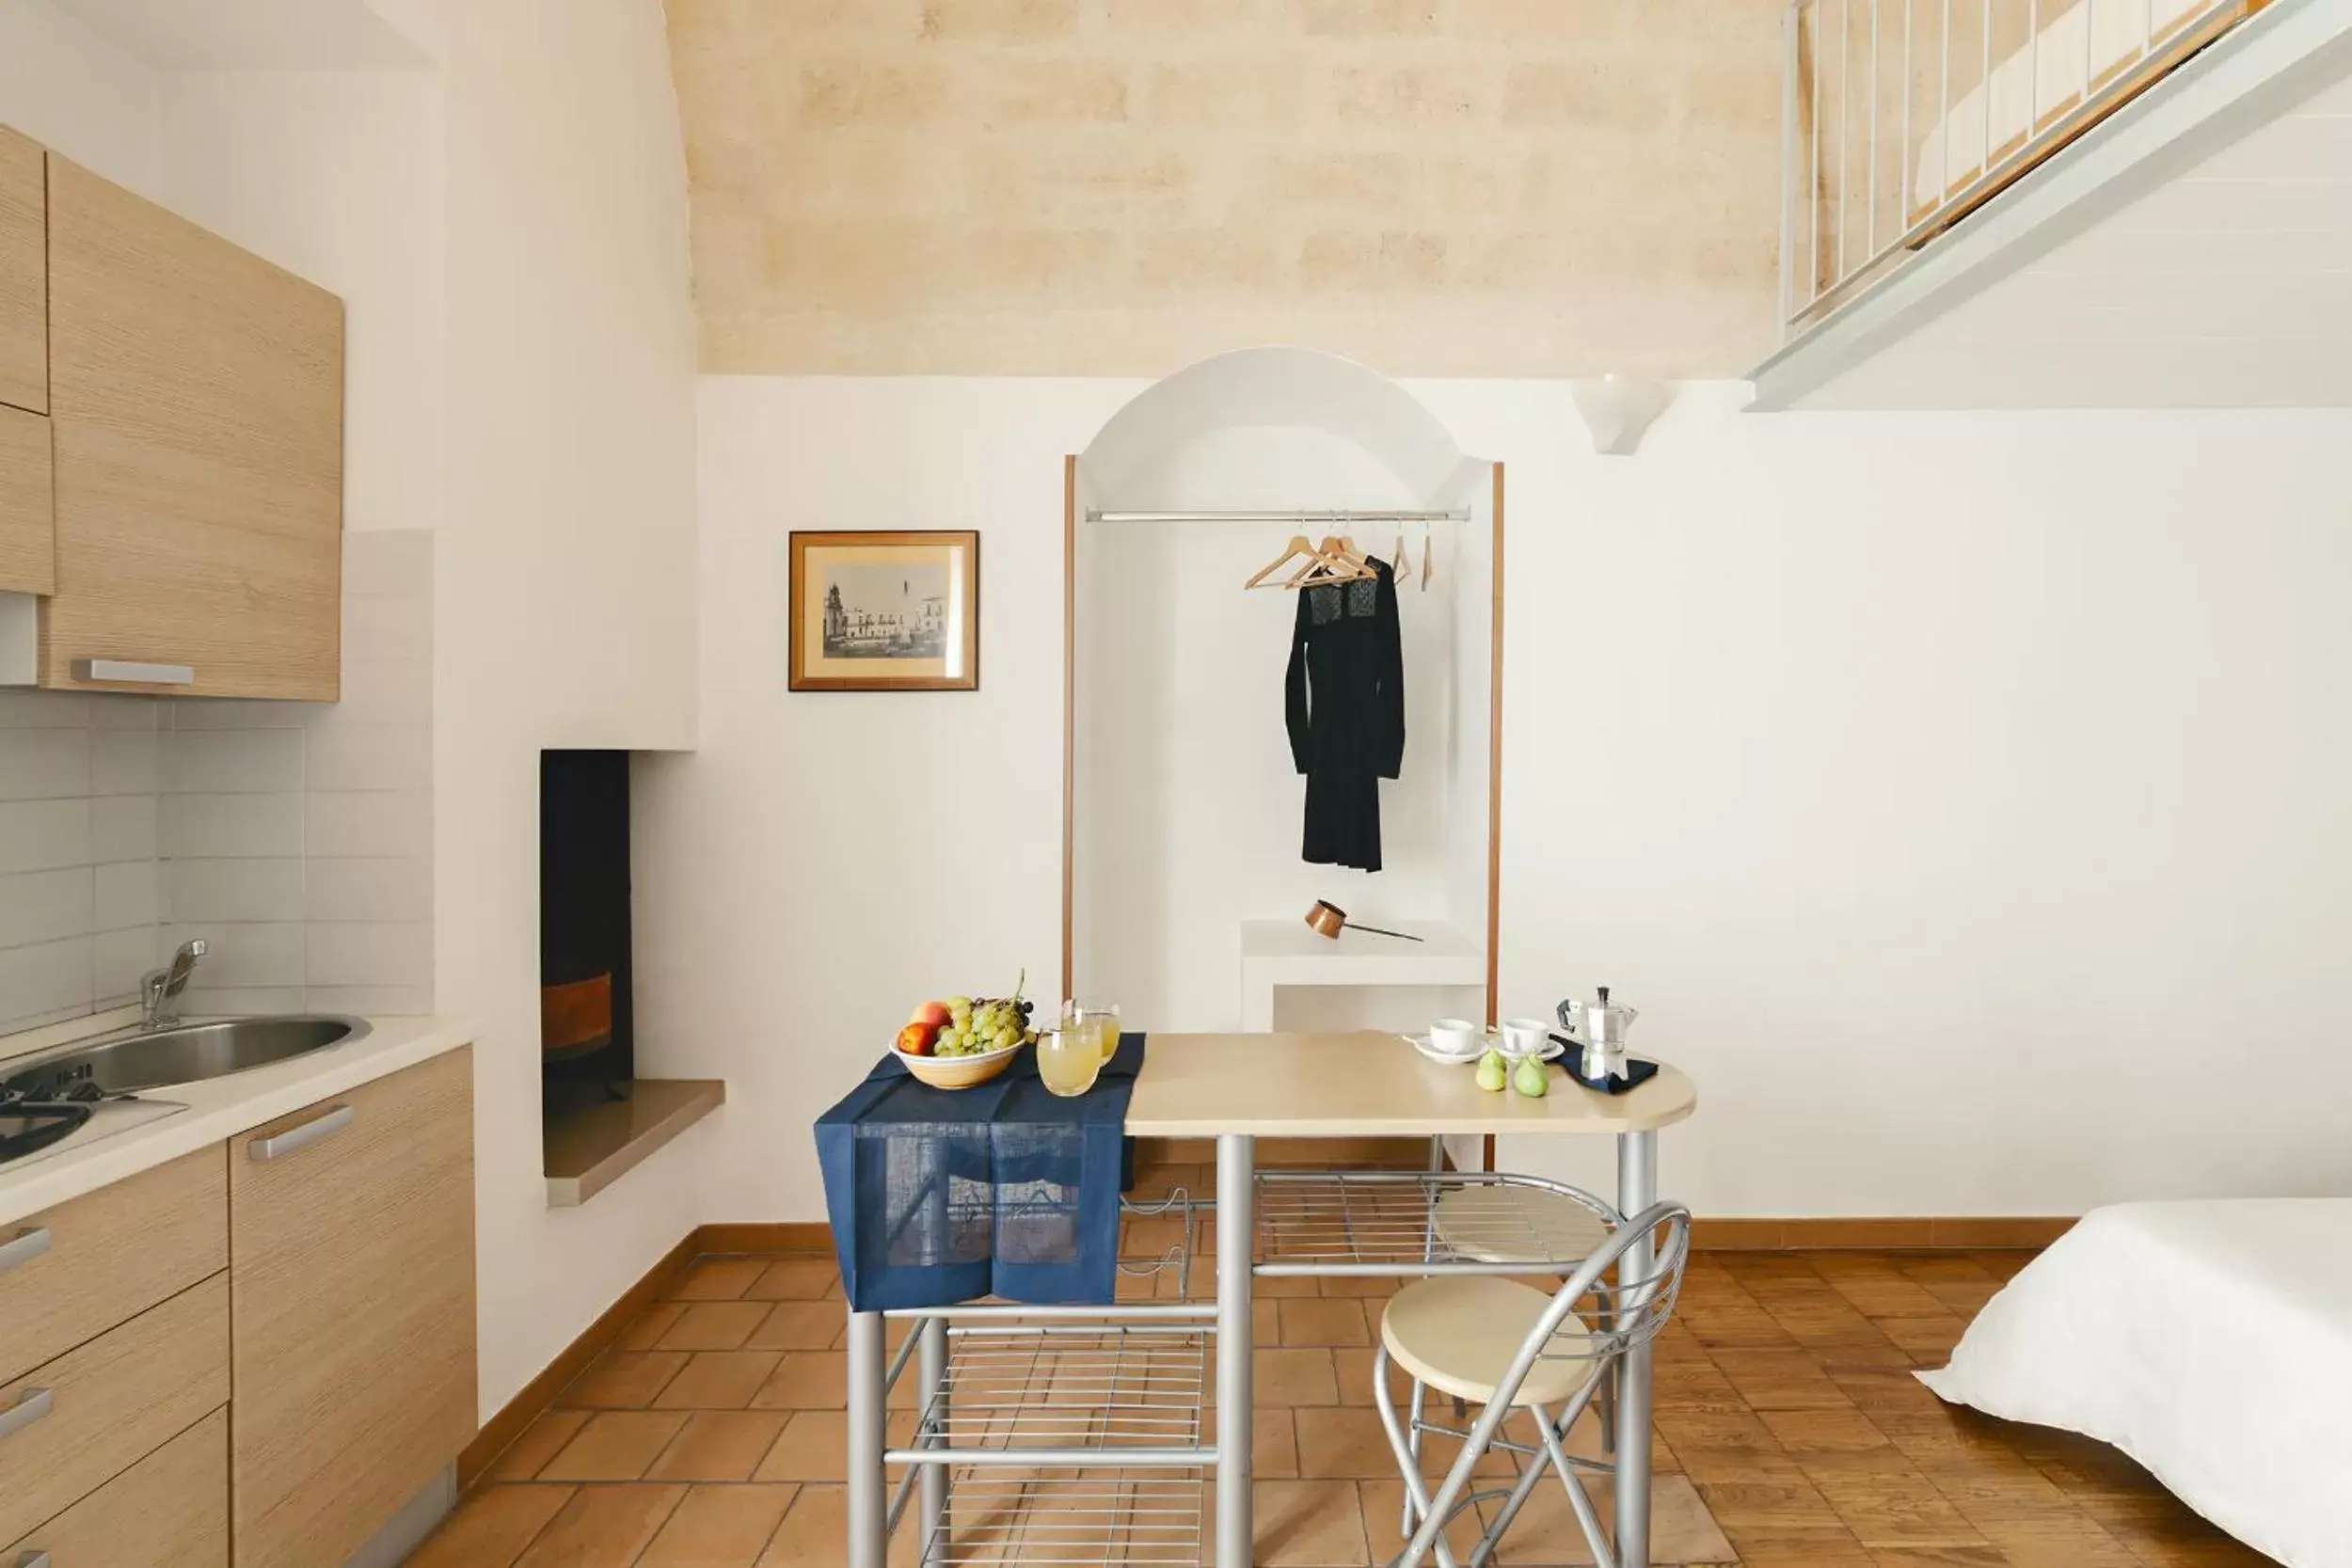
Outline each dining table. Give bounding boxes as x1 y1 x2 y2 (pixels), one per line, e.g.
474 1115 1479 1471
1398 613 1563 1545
840 1031 1699 1568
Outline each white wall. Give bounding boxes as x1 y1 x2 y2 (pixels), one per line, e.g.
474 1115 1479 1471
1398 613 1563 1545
644 375 2352 1223
417 0 703 1415
0 0 159 195
1440 382 2352 1215
634 378 1107 1216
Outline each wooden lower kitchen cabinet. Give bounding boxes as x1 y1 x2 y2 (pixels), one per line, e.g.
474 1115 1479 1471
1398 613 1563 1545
5 1406 230 1568
0 1144 227 1387
0 1274 230 1546
228 1047 476 1568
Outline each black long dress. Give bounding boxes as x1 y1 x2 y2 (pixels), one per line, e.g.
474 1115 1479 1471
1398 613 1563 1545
1285 557 1404 872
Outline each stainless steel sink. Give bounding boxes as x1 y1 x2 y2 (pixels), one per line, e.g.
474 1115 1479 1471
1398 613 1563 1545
0 1015 370 1101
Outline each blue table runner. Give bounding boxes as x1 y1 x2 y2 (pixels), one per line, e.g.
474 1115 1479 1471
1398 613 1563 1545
814 1034 1146 1312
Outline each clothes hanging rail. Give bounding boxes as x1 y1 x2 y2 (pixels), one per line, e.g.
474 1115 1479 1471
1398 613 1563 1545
1088 508 1470 525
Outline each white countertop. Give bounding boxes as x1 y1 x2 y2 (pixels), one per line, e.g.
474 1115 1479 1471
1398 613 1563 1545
0 1012 474 1227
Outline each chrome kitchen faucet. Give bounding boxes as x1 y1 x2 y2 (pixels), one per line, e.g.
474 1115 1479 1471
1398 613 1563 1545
139 939 208 1030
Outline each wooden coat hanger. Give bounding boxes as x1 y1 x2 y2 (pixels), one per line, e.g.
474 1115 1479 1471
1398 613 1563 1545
1391 523 1411 585
1285 534 1374 590
1244 533 1316 589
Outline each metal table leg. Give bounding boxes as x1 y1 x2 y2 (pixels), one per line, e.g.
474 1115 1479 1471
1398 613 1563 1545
918 1315 948 1547
1216 1132 1255 1568
1615 1130 1659 1568
847 1308 888 1568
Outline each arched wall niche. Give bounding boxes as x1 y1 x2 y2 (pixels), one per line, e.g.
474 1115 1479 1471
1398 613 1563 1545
1063 348 1503 1061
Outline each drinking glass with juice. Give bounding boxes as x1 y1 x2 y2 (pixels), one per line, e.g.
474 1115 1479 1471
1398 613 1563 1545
1037 1026 1104 1097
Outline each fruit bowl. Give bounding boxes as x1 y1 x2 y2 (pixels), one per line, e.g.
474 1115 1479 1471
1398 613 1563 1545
896 976 1038 1090
896 1036 1022 1090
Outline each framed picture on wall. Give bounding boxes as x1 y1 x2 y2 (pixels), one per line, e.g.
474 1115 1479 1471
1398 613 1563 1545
788 531 980 691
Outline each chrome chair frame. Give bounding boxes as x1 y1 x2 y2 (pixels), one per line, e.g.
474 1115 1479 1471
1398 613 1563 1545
1375 1200 1695 1568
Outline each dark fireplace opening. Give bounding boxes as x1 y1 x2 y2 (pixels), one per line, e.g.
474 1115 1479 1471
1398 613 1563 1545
540 749 634 1111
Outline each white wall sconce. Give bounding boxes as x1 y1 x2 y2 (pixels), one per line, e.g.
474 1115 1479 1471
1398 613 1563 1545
1570 376 1676 456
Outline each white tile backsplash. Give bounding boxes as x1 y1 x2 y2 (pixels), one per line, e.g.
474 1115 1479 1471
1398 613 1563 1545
0 867 94 949
91 729 160 795
303 789 430 859
342 594 432 662
90 795 157 864
0 799 93 876
306 857 433 923
305 921 431 990
166 921 304 989
335 659 432 725
93 925 161 1005
163 700 321 731
166 858 305 925
161 792 306 859
343 530 433 597
92 860 158 932
0 693 88 728
162 728 305 794
177 986 307 1016
2 530 433 1035
306 984 434 1017
304 722 431 793
0 728 91 801
1 936 95 1022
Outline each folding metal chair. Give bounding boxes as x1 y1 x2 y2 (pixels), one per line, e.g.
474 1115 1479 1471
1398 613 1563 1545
1372 1198 1694 1568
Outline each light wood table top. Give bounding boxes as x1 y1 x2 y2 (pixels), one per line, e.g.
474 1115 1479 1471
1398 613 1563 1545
1124 1032 1697 1137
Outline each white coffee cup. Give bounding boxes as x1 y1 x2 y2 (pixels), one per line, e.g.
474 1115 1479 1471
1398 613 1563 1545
1429 1018 1483 1057
1501 1018 1552 1058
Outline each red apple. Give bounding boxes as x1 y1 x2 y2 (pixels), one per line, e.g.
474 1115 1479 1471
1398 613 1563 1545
908 1001 951 1029
897 1021 939 1056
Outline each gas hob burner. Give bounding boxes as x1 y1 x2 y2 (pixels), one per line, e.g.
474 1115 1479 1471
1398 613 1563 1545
0 1099 93 1165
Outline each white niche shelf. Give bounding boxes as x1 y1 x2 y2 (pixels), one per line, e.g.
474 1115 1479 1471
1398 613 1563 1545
1239 919 1483 1031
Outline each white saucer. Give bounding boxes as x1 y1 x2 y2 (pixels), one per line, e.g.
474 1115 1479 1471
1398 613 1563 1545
1404 1032 1569 1066
1404 1032 1485 1066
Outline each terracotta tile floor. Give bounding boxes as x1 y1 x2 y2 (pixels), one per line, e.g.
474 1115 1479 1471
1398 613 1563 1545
423 1187 2274 1566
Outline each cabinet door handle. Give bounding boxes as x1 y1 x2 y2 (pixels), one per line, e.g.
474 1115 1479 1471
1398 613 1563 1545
0 1387 51 1443
70 658 196 686
0 1227 49 1274
250 1104 355 1162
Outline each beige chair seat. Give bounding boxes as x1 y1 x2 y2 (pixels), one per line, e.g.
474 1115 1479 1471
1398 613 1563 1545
1432 1184 1610 1266
1380 1275 1598 1410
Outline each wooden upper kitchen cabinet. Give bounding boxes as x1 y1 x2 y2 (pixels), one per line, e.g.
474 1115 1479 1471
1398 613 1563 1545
228 1047 474 1568
43 153 342 700
0 126 42 415
0 403 52 594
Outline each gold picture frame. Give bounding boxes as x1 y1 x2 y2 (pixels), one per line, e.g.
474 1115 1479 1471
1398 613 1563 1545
788 531 979 691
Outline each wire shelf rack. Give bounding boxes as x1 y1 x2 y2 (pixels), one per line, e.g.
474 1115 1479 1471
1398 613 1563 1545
917 1470 1206 1566
1254 1169 1617 1274
910 1322 1211 1567
921 1323 1209 1454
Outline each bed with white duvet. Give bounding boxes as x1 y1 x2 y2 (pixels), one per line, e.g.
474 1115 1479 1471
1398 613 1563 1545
1919 1198 2352 1567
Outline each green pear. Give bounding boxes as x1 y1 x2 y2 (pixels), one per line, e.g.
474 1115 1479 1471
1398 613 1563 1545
1512 1055 1549 1098
1474 1049 1508 1093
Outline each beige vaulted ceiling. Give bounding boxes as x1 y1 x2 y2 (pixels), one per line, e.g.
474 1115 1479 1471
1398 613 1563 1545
663 0 1778 378
663 0 1785 377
